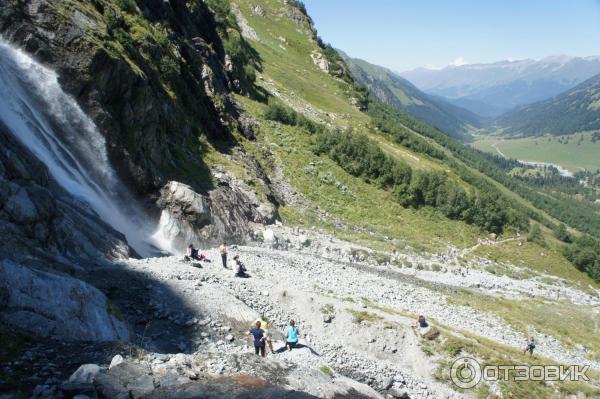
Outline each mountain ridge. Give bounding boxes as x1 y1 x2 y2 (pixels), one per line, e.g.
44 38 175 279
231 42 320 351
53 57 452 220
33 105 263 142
494 72 600 136
400 55 600 117
340 53 481 140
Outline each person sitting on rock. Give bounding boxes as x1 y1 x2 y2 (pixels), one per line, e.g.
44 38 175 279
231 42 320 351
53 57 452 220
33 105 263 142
186 244 209 262
247 320 267 357
414 315 428 328
234 255 249 278
285 320 300 351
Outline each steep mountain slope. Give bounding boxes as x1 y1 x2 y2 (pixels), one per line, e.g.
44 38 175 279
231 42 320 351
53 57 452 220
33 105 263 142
1 1 600 398
401 56 600 116
494 72 600 136
341 54 481 140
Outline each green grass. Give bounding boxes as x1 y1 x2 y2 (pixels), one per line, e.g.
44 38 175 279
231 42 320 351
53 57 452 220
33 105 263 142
319 365 333 375
233 0 597 328
231 0 595 292
320 304 335 315
472 132 600 172
239 101 482 252
470 239 599 291
447 290 600 359
431 327 600 399
347 309 382 324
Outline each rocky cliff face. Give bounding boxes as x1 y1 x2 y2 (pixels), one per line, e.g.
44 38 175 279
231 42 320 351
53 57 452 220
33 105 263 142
0 0 279 344
0 121 133 342
0 0 279 247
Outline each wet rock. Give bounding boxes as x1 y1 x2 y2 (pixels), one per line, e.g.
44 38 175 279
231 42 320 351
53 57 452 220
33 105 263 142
68 364 102 384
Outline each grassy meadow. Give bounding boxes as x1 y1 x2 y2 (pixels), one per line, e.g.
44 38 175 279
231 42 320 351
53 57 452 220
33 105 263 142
472 132 600 172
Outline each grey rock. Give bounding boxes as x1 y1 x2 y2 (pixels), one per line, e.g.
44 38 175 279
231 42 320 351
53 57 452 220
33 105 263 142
109 355 124 369
68 364 102 384
0 259 129 342
382 377 394 390
96 362 155 397
3 188 39 223
389 387 409 398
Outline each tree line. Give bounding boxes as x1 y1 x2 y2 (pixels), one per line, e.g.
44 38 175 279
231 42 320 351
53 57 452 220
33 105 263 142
265 102 527 233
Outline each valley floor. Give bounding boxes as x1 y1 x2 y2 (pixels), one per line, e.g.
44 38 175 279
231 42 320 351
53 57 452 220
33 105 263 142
471 132 600 173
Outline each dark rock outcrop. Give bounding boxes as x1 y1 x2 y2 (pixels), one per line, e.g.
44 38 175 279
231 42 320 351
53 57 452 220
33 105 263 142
0 0 278 247
0 259 130 341
0 0 240 193
0 121 133 341
0 122 131 263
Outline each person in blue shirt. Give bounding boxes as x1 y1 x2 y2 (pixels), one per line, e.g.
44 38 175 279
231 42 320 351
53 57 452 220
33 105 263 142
285 320 300 351
247 320 266 357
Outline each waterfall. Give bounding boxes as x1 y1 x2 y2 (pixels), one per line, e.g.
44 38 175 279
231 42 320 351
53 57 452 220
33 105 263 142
0 38 172 257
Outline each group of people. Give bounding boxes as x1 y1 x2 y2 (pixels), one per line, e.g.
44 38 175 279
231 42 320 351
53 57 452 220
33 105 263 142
247 319 300 357
185 241 249 278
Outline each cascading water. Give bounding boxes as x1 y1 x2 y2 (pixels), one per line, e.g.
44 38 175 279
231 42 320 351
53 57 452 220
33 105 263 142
0 38 173 257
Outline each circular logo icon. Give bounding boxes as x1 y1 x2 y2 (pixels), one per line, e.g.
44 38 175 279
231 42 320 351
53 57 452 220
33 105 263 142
450 357 482 389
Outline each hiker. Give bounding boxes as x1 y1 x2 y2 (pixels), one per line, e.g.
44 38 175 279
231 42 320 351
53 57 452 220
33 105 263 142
255 318 275 354
247 320 266 357
414 315 428 328
523 337 536 356
285 320 300 351
186 244 208 262
219 241 228 268
234 255 250 278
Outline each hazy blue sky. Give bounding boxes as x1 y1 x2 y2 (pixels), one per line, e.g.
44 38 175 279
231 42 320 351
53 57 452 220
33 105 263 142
303 0 600 72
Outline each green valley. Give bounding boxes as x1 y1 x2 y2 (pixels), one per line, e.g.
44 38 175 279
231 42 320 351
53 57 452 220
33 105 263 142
472 132 600 173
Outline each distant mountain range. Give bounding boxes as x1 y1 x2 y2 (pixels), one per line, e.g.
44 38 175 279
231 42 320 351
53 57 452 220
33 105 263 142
400 56 600 117
341 53 481 140
494 72 600 136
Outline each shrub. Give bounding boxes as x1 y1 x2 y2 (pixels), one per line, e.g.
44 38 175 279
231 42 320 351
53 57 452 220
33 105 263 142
554 223 571 243
527 224 545 246
564 235 600 282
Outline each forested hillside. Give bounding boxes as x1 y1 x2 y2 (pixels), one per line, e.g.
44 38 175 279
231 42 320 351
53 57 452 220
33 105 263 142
495 73 600 136
342 54 481 140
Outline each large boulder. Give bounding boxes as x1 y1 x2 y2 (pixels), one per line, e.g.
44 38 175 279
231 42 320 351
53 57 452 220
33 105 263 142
156 180 260 252
0 259 129 342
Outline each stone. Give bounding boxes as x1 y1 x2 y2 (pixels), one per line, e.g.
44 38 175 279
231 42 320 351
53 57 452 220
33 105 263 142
0 260 129 342
109 355 124 369
299 235 311 247
68 364 102 384
322 314 332 323
225 334 234 342
102 362 155 397
262 229 275 243
3 187 39 223
382 377 394 390
388 388 409 398
421 327 440 340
